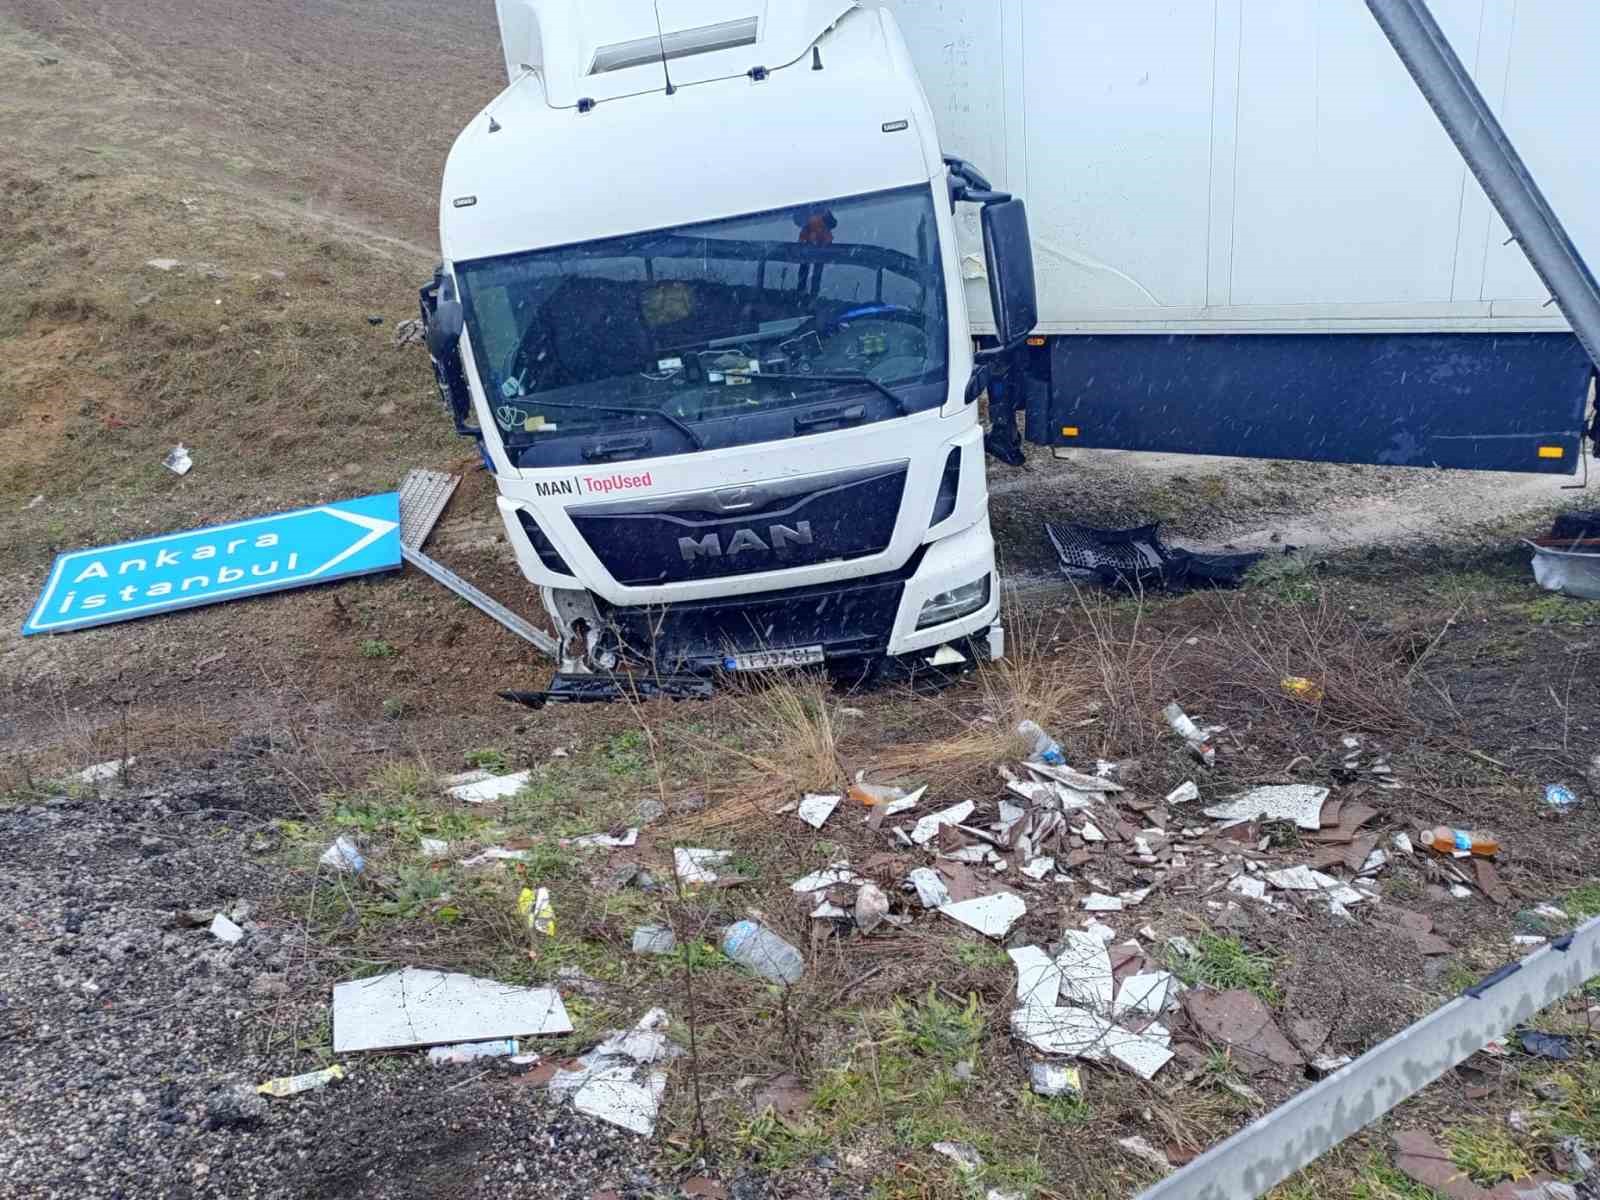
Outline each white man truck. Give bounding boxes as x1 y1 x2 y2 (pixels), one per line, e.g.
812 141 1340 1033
420 0 1600 702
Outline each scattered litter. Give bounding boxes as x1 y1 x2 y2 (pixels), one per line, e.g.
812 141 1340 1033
1392 832 1414 855
1017 719 1066 765
1163 702 1219 765
1544 783 1580 811
419 836 448 857
911 800 976 845
1360 849 1388 874
722 920 804 984
1205 785 1329 831
1309 1054 1353 1077
518 887 556 936
1522 1030 1575 1061
75 758 135 784
1020 857 1056 881
1227 875 1268 902
1165 781 1199 805
1083 893 1124 912
1528 538 1600 601
460 846 529 867
1118 1135 1172 1175
1116 971 1176 1017
1025 762 1125 793
792 861 864 893
331 968 572 1053
1533 903 1570 921
573 828 639 848
256 1065 345 1097
676 847 733 885
1280 675 1324 703
1184 989 1302 1071
1166 935 1199 959
555 1008 678 1136
318 835 365 873
428 1038 518 1065
907 867 952 908
1083 919 1117 944
797 793 841 829
940 892 1026 939
1512 934 1547 946
632 925 676 956
146 257 183 271
1263 865 1366 908
854 883 890 933
811 900 849 920
928 644 967 667
208 913 244 944
1029 1062 1081 1097
1046 520 1262 593
882 786 926 816
1417 826 1500 857
931 1141 983 1173
162 444 194 476
1079 821 1106 843
448 770 531 804
1010 946 1062 1009
1450 884 1474 899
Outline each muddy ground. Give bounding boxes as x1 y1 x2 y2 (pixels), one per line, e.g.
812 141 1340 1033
2 4 1599 1200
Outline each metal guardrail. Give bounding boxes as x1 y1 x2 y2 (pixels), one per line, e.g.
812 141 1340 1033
1134 916 1600 1199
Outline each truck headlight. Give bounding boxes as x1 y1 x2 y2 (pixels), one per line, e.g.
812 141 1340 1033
917 575 991 629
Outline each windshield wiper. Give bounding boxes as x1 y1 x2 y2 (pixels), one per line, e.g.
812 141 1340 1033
727 371 909 415
505 398 703 449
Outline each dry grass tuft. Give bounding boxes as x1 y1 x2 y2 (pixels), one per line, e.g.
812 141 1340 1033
679 672 845 828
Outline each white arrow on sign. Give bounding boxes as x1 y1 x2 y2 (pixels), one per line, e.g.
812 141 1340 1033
308 507 400 579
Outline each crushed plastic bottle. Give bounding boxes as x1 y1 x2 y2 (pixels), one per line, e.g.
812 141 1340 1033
318 835 364 873
1544 783 1580 811
1416 826 1500 858
1016 720 1066 765
721 919 804 984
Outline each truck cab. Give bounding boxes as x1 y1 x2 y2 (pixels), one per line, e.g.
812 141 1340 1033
423 0 1034 681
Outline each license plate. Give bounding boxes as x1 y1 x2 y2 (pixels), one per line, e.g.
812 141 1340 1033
723 645 825 672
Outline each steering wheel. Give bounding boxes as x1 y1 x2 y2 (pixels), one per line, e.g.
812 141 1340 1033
820 303 916 333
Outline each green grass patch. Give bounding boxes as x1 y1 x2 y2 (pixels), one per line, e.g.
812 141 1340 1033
602 729 650 778
359 638 396 659
882 989 984 1063
1349 1155 1447 1200
1168 933 1281 1005
1443 1122 1534 1186
463 747 511 773
1564 883 1600 919
330 796 490 843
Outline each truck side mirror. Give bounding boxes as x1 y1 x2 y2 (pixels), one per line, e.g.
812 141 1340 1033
425 296 464 360
981 198 1038 348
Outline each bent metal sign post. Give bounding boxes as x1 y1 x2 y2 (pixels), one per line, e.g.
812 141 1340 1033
22 492 401 635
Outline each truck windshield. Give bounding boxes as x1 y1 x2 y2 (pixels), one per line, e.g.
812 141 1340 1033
454 184 948 465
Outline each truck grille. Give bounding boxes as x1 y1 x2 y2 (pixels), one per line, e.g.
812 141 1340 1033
567 462 908 586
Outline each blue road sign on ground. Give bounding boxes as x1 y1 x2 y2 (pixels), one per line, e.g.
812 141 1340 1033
23 492 402 636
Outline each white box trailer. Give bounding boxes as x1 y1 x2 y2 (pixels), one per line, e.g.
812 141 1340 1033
874 0 1599 473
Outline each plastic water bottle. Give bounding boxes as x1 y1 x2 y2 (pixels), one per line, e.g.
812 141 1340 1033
1016 720 1066 765
721 920 805 984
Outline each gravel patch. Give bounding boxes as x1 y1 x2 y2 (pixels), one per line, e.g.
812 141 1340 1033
0 762 664 1200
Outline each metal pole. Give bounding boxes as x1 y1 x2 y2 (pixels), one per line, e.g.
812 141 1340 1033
1364 0 1600 371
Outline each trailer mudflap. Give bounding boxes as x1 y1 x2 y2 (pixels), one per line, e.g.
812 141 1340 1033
499 673 714 709
1030 331 1591 473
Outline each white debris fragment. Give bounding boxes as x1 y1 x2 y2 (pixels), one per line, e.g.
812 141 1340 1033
1166 935 1199 959
1165 780 1200 805
1359 849 1388 875
931 1141 983 1172
162 444 193 476
1025 762 1124 793
1118 1135 1172 1174
1116 971 1176 1017
76 758 135 784
1056 930 1115 1011
447 770 532 804
1309 1054 1354 1076
1227 875 1268 902
1020 857 1056 881
1512 934 1547 946
418 837 449 857
940 892 1026 939
1119 887 1151 907
796 793 841 830
1078 821 1105 842
854 883 890 933
928 644 967 667
1204 785 1329 830
1392 832 1414 855
1533 903 1569 921
1082 893 1124 912
573 828 639 848
428 1038 518 1065
209 914 244 944
907 867 951 908
1083 919 1117 944
1006 780 1057 806
790 861 865 893
911 799 975 845
811 901 850 920
1263 866 1367 908
632 925 677 955
331 968 572 1053
1451 884 1473 899
943 845 997 864
882 785 927 816
1009 945 1061 1009
573 1068 668 1135
674 847 733 885
458 846 529 867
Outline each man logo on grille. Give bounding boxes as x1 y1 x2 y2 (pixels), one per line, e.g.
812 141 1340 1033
678 521 814 562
